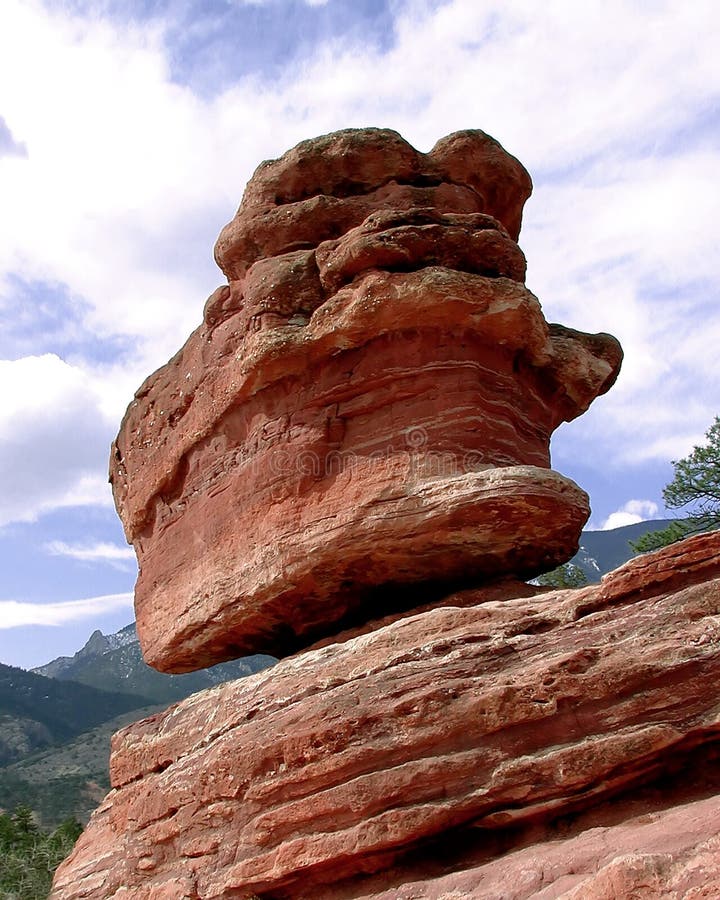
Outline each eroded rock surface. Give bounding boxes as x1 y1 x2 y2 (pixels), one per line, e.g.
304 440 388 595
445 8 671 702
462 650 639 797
110 128 621 671
53 127 719 900
52 532 720 899
353 792 720 899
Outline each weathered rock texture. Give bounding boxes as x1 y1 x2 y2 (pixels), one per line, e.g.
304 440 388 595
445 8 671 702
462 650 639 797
109 128 621 672
52 129 720 899
52 532 720 898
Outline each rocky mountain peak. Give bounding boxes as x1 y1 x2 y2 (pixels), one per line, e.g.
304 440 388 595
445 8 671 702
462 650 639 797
76 630 110 659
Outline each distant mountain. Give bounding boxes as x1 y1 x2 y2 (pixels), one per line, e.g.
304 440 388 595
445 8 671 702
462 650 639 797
0 663 152 767
2 627 274 825
37 622 138 679
0 703 164 826
33 623 275 705
571 519 680 582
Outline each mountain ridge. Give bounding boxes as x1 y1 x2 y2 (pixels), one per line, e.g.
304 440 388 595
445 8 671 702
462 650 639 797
36 624 139 679
569 518 679 580
32 623 274 705
0 662 152 768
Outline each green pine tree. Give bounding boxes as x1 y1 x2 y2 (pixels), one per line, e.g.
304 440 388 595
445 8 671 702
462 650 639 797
0 808 82 899
632 415 720 553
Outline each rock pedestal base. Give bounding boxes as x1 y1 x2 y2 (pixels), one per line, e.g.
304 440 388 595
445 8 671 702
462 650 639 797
52 533 720 899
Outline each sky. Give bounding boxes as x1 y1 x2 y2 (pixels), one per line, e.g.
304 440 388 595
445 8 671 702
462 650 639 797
0 0 718 669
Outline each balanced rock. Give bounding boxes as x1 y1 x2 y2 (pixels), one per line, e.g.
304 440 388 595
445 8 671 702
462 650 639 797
51 532 720 898
110 128 621 672
52 127 720 900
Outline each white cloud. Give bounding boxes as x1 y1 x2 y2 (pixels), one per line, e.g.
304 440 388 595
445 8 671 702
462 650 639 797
0 592 134 628
0 0 717 531
0 0 219 361
599 500 660 531
522 146 720 467
0 115 26 157
231 0 330 5
0 354 116 527
44 540 136 567
1 0 716 350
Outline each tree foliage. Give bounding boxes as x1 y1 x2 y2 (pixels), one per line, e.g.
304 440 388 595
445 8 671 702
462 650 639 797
536 562 588 589
0 770 105 831
0 662 152 746
632 416 720 553
0 806 81 899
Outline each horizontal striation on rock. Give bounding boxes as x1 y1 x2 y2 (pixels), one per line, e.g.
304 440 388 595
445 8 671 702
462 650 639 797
112 268 620 544
110 127 622 670
132 466 590 671
109 128 623 668
113 272 559 534
51 532 720 898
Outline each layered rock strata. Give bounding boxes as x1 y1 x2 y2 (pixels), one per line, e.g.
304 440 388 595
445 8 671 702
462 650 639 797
51 127 720 899
110 128 621 672
52 532 720 899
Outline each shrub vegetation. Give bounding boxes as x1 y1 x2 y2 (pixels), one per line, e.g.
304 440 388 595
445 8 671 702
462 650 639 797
0 806 81 899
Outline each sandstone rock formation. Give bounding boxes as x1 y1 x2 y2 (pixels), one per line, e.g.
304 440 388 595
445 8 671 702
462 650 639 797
109 128 621 673
52 127 720 900
52 531 720 898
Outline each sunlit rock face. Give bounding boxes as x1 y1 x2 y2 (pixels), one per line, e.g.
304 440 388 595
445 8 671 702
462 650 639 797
51 533 720 898
51 128 720 900
108 127 621 673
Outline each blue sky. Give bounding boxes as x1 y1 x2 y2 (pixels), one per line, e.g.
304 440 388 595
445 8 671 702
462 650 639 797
0 0 718 669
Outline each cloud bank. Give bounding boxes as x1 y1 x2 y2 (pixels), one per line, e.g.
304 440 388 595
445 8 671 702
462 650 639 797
0 0 717 529
599 499 661 531
0 592 134 629
44 540 136 567
0 354 116 527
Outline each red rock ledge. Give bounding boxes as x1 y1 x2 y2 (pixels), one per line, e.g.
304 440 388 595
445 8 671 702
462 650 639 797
51 532 720 899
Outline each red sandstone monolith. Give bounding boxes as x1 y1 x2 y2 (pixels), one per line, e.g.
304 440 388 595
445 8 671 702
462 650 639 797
109 128 621 673
51 129 720 900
